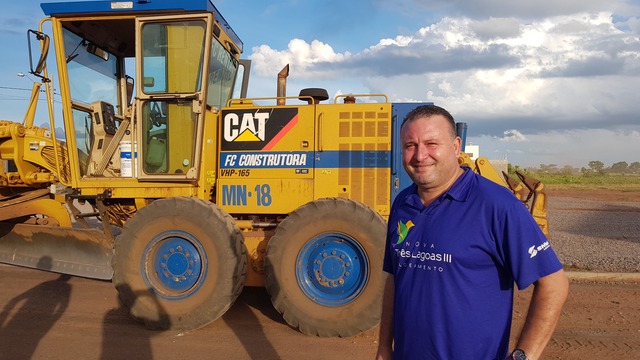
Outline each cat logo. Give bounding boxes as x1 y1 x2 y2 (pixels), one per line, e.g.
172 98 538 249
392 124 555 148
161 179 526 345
221 108 298 151
223 112 268 142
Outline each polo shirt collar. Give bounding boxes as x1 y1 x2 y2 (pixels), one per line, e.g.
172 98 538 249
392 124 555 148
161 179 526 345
445 166 474 202
404 166 475 208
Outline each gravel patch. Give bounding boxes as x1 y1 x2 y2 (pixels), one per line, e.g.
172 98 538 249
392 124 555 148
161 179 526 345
547 196 640 273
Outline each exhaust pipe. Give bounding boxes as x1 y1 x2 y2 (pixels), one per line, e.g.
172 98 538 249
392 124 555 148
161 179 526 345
277 64 289 106
456 122 468 152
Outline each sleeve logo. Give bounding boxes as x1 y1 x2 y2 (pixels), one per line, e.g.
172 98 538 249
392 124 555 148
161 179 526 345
528 240 551 258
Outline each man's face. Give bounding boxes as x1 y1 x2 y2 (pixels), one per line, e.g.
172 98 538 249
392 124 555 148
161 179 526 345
400 115 461 190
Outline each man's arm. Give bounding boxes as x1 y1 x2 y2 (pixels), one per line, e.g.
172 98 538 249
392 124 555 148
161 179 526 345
511 269 569 360
376 274 394 360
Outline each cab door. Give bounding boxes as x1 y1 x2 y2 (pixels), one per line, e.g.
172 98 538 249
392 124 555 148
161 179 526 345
135 14 212 180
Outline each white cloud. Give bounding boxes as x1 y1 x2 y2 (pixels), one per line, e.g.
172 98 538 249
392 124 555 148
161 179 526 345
471 17 522 40
498 129 528 142
372 35 414 49
249 39 349 78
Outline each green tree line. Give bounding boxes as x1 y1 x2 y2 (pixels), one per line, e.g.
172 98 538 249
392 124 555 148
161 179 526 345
510 161 640 177
506 161 640 186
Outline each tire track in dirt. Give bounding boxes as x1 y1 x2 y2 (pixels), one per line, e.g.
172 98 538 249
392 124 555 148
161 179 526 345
546 335 640 358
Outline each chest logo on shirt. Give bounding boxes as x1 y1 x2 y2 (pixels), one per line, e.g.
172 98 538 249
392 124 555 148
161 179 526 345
396 220 415 245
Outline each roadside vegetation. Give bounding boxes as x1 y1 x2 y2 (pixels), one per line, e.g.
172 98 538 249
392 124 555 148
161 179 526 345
507 160 640 191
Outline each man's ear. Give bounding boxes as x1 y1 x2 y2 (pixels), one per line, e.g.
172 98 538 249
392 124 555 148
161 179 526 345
453 136 462 156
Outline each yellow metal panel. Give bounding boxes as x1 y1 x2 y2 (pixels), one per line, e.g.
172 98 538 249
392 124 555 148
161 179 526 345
313 102 392 215
197 109 220 201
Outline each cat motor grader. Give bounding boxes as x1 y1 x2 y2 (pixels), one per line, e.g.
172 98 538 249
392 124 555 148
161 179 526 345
0 0 547 336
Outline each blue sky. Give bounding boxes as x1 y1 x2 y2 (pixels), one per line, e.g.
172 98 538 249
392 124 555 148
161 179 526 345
1 0 639 168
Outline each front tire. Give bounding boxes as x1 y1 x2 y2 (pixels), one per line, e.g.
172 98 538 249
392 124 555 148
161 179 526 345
112 197 246 331
264 198 386 337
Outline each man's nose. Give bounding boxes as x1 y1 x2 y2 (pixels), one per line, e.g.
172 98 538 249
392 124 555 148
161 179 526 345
414 144 429 161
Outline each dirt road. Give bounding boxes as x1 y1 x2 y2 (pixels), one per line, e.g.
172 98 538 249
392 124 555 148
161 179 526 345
0 266 638 360
0 189 639 359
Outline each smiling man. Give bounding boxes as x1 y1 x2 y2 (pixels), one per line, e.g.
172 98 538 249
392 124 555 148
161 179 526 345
376 105 569 360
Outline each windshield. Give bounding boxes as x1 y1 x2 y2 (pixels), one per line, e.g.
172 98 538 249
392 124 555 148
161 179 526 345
207 38 238 108
63 28 119 108
63 28 120 176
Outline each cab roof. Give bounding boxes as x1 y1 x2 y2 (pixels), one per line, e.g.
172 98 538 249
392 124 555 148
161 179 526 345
40 0 242 52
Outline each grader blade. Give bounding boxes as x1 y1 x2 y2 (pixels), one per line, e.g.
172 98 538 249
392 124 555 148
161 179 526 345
0 223 113 280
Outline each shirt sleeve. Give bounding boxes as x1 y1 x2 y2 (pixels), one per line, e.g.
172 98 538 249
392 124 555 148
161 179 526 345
501 202 563 289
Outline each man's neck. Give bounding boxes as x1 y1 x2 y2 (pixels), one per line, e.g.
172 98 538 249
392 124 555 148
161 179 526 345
417 167 464 206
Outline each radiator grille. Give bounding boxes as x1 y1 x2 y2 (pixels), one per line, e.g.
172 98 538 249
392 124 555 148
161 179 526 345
337 110 390 207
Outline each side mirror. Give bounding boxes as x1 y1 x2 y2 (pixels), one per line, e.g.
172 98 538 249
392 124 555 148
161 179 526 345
27 30 50 76
126 75 134 105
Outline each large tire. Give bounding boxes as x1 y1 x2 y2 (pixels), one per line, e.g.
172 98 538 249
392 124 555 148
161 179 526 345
112 197 246 331
264 198 386 337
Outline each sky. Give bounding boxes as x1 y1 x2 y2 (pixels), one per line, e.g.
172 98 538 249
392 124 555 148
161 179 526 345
1 0 639 168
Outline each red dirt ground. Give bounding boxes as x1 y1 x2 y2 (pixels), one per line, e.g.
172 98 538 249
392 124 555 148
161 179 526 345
0 188 638 359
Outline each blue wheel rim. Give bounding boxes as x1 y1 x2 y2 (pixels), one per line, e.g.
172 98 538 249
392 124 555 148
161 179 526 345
142 230 207 300
296 233 368 306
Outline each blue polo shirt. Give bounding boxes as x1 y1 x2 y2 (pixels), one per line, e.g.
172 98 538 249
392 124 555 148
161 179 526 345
383 167 562 360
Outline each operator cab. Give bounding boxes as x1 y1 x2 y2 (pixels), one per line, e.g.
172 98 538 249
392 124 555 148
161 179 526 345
36 0 248 182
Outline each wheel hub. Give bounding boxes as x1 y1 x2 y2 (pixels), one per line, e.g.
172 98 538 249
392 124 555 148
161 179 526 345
143 231 206 298
296 233 368 306
314 250 351 288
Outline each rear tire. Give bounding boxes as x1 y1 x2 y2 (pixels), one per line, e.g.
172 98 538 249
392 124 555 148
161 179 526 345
112 197 246 331
264 198 386 337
